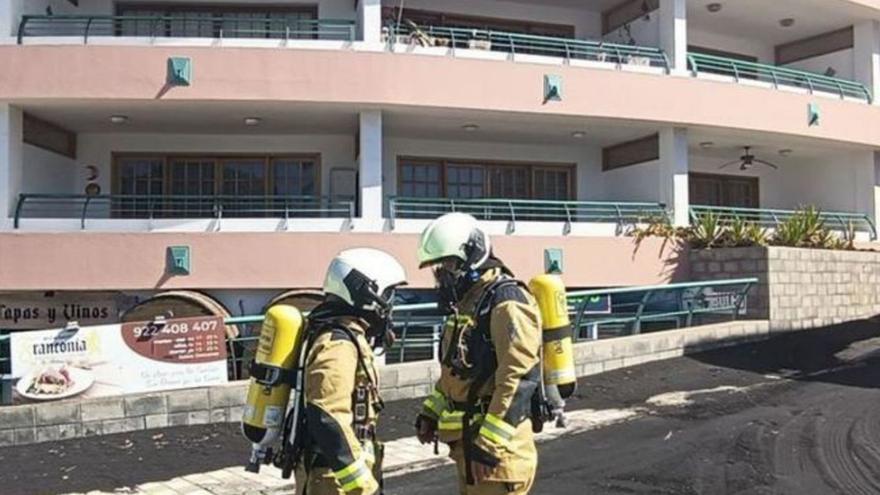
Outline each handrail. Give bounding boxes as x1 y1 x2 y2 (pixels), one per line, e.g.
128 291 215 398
387 23 670 71
688 52 873 103
14 193 355 228
389 197 668 226
690 205 877 240
17 15 356 43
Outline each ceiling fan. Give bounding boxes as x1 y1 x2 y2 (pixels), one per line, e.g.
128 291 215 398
719 146 779 171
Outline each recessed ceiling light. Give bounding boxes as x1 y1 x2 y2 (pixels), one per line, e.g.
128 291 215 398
778 149 793 156
109 115 128 125
571 131 586 139
779 18 795 28
706 3 723 13
462 124 480 132
699 141 715 149
244 117 262 126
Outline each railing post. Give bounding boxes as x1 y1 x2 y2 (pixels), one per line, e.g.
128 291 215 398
835 80 846 100
389 199 396 230
284 200 290 231
732 282 752 321
770 70 779 89
80 195 93 230
16 16 28 45
731 61 740 82
805 77 815 94
866 215 878 241
633 290 654 335
687 54 698 76
508 201 516 233
84 17 94 44
563 203 572 235
509 33 515 56
13 194 26 229
563 40 571 62
450 199 457 213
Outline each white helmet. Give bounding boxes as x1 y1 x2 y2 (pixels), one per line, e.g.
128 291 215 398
417 213 491 270
323 248 407 311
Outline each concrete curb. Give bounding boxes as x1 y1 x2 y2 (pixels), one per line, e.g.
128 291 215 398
0 319 771 447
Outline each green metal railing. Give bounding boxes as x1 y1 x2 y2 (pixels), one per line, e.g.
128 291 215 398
689 205 877 240
17 15 356 43
688 52 873 103
387 23 670 70
570 278 757 340
14 194 355 229
389 197 667 230
0 279 755 402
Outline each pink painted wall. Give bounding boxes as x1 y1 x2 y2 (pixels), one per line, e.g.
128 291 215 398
0 46 878 147
0 233 687 291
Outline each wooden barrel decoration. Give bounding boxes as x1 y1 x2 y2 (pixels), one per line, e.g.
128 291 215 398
262 289 324 314
122 291 243 380
121 291 239 339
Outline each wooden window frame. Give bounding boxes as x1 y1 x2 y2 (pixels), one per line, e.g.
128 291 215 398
602 134 660 172
396 156 576 200
112 152 322 198
690 172 760 208
22 113 77 159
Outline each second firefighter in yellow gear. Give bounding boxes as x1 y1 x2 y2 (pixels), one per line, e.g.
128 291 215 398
415 213 542 495
296 248 407 495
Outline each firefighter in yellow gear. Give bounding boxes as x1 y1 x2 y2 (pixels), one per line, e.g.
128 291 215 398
414 213 542 495
295 248 407 495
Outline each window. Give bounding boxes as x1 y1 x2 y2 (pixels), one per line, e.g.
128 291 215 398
272 158 318 197
397 157 575 201
113 154 321 218
169 158 216 216
690 173 760 208
446 164 485 199
399 161 442 198
115 157 165 218
533 168 572 200
117 4 318 39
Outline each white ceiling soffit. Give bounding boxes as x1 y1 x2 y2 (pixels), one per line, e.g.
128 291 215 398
688 0 874 45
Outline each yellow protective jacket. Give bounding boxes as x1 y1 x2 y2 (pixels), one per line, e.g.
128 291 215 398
300 317 381 495
421 268 542 483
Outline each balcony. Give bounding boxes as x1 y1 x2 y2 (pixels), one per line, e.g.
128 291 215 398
689 205 877 240
16 15 356 44
386 23 670 71
687 53 873 104
389 197 667 234
13 194 355 231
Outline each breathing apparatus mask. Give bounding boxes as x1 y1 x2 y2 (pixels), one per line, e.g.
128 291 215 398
431 232 490 314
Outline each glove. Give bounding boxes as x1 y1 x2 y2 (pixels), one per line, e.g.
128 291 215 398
415 414 438 445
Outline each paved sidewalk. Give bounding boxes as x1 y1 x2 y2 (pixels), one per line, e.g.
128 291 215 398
62 407 639 495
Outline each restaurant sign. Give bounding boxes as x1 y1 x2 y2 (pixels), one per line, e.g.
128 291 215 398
10 316 228 401
0 295 119 330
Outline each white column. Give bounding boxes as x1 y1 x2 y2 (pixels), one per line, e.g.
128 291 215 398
358 110 383 223
0 104 24 221
659 127 689 227
854 21 880 105
0 0 24 39
854 151 880 237
659 0 688 74
357 0 382 45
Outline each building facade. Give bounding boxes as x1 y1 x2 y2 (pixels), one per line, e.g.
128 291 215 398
1 0 879 323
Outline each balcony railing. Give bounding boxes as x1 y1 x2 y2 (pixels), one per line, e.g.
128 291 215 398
17 15 356 44
386 23 671 71
689 205 877 240
13 194 355 229
688 52 873 103
389 197 668 230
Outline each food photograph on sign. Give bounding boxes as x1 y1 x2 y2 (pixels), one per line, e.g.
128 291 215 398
10 316 229 402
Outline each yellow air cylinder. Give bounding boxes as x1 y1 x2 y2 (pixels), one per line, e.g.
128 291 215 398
529 274 577 399
242 305 304 451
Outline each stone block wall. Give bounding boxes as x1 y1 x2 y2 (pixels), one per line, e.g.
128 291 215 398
691 246 880 330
